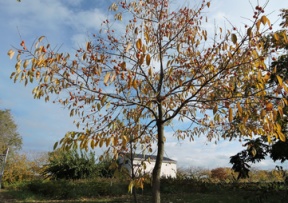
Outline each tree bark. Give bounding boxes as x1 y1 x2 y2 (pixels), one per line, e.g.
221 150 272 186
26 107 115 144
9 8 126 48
152 120 164 203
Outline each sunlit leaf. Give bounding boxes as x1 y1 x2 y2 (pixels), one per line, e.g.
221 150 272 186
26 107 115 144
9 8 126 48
276 75 283 86
228 107 233 122
146 54 151 66
104 72 110 85
279 132 286 142
247 28 252 38
7 49 15 59
256 20 261 31
266 102 273 111
236 102 242 115
213 105 218 114
148 67 153 76
23 60 30 69
136 39 142 50
38 36 45 43
260 15 270 26
128 181 134 193
125 42 132 52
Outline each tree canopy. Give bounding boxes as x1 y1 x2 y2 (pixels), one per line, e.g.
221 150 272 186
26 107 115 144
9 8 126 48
0 109 22 154
7 1 287 202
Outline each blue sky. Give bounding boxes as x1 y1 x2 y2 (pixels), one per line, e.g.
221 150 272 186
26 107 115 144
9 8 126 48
0 0 287 170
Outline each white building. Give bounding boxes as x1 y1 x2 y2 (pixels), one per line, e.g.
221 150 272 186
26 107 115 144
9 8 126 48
118 153 177 178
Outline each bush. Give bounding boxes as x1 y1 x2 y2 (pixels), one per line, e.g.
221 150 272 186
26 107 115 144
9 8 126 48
22 179 128 199
211 167 231 181
42 149 99 180
2 151 48 188
3 153 35 185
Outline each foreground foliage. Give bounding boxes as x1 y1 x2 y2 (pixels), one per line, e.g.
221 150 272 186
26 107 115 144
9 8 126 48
230 9 288 179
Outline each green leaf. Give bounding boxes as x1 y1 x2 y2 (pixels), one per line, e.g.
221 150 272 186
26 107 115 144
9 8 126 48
53 142 58 150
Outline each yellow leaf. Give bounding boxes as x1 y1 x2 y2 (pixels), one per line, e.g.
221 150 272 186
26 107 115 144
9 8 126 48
23 60 30 69
120 62 126 71
273 33 279 41
148 67 153 76
144 32 149 42
113 137 118 146
256 20 261 31
104 72 110 85
266 102 273 111
276 75 283 86
106 138 111 147
90 140 95 149
228 107 233 122
278 106 283 118
146 54 151 66
7 49 15 59
261 15 270 26
97 103 101 111
128 181 134 193
213 105 218 114
125 42 132 52
139 55 145 65
279 132 286 142
136 39 142 50
86 41 91 51
231 34 237 44
247 28 252 38
177 43 181 53
132 80 137 90
99 139 104 148
251 148 257 157
142 45 146 53
237 102 242 115
272 109 278 121
38 36 45 42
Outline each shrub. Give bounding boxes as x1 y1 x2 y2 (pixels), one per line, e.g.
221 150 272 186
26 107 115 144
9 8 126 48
211 167 229 181
3 153 34 185
42 149 98 180
23 179 128 199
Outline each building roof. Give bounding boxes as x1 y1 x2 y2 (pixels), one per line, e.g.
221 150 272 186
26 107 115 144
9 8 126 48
121 153 177 163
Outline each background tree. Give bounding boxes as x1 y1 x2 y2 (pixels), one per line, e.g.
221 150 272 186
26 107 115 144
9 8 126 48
229 9 288 178
8 1 285 202
0 109 22 155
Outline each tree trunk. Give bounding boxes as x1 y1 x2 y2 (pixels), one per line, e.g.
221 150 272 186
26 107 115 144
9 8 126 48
152 121 164 203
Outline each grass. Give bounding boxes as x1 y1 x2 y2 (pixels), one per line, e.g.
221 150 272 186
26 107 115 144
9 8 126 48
1 179 288 203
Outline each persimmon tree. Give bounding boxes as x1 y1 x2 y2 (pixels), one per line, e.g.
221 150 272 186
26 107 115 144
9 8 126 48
7 1 286 202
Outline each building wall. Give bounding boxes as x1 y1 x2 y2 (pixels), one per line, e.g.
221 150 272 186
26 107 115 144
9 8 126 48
131 159 177 178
